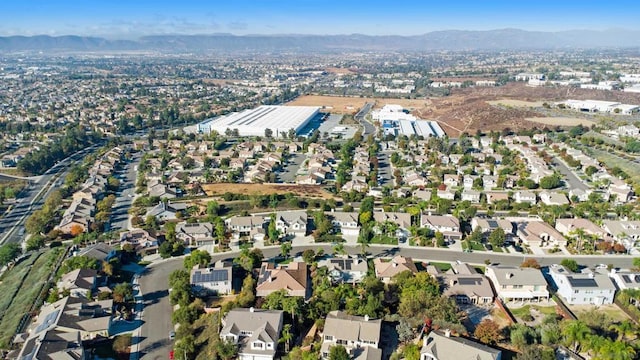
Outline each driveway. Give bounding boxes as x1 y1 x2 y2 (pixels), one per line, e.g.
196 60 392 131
110 152 142 232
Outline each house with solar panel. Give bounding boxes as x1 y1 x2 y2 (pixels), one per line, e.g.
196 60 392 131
318 255 368 285
190 261 233 295
220 307 284 360
608 269 640 291
548 264 616 305
12 297 113 359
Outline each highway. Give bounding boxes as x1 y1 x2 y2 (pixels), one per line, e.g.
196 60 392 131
135 243 637 359
0 146 98 245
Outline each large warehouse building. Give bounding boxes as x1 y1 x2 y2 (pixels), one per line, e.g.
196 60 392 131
197 105 320 137
373 104 445 137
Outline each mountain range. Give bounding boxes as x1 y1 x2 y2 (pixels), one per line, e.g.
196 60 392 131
1 29 639 53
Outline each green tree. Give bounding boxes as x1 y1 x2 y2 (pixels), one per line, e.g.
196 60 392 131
510 324 537 350
25 235 46 251
214 339 238 360
633 257 640 271
560 258 579 272
0 243 21 266
539 174 562 189
280 324 293 353
302 249 316 264
113 283 133 303
488 227 506 248
280 242 292 259
561 320 592 352
183 249 211 269
329 345 350 360
58 255 99 275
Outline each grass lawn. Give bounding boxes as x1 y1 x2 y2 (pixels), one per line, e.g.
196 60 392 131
0 248 65 348
509 305 557 319
428 262 452 272
0 254 38 320
371 235 398 245
463 241 485 251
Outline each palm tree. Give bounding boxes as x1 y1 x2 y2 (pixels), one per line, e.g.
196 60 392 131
609 320 636 341
561 320 591 353
570 227 587 254
280 324 293 353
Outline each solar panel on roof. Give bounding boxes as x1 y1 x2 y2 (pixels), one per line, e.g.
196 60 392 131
567 278 598 288
35 309 60 333
193 269 229 283
622 275 631 283
457 278 480 285
487 220 498 228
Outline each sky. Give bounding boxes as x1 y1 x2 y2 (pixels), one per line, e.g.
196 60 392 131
1 0 639 38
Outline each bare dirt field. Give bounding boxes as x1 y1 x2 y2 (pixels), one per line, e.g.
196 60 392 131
202 183 336 199
525 117 596 127
325 67 357 75
571 304 631 323
487 99 544 108
287 95 428 114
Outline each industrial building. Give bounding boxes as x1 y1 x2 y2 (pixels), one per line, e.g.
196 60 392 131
197 105 321 137
557 99 640 115
372 104 444 137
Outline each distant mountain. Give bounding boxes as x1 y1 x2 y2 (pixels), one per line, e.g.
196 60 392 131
1 29 640 53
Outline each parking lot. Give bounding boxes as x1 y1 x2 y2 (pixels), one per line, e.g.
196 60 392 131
317 114 358 139
276 153 305 183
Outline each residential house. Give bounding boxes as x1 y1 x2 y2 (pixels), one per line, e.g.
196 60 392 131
413 189 432 201
220 308 284 360
119 229 160 255
438 271 494 305
321 311 382 360
329 211 360 237
420 330 502 360
469 217 514 238
57 214 90 235
319 255 368 284
226 216 266 241
256 262 310 299
373 211 412 240
485 265 549 303
548 265 616 305
514 191 536 205
77 243 117 263
482 175 498 190
146 201 188 221
555 218 607 240
443 174 460 187
485 192 509 205
601 220 640 248
609 269 640 290
56 269 98 299
516 221 568 248
463 175 479 189
148 183 178 199
539 191 570 206
436 188 456 200
461 189 481 204
275 211 308 236
374 256 418 283
190 261 233 295
176 221 215 246
421 215 462 240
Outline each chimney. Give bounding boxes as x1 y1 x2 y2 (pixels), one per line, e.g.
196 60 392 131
249 307 254 313
506 273 513 279
450 279 458 286
364 315 370 322
444 329 451 338
588 272 595 279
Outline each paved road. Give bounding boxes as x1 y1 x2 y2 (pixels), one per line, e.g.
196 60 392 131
355 102 375 136
137 258 183 360
552 156 588 191
110 152 142 232
0 146 98 245
277 153 304 184
377 151 393 186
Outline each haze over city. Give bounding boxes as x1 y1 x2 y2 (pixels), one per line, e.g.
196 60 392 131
1 0 639 38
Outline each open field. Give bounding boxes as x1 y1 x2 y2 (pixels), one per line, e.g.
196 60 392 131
525 117 596 127
286 95 428 114
487 99 544 108
587 148 640 186
202 183 337 199
0 248 65 348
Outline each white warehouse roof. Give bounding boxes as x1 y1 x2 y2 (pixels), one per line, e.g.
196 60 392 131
199 105 320 137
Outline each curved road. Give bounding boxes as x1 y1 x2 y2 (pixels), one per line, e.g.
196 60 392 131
135 244 636 359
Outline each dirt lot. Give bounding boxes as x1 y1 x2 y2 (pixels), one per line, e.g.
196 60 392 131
414 82 640 136
202 183 336 199
487 99 544 108
526 117 596 127
286 95 428 114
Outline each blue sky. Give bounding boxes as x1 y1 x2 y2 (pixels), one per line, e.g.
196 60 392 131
0 0 638 38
